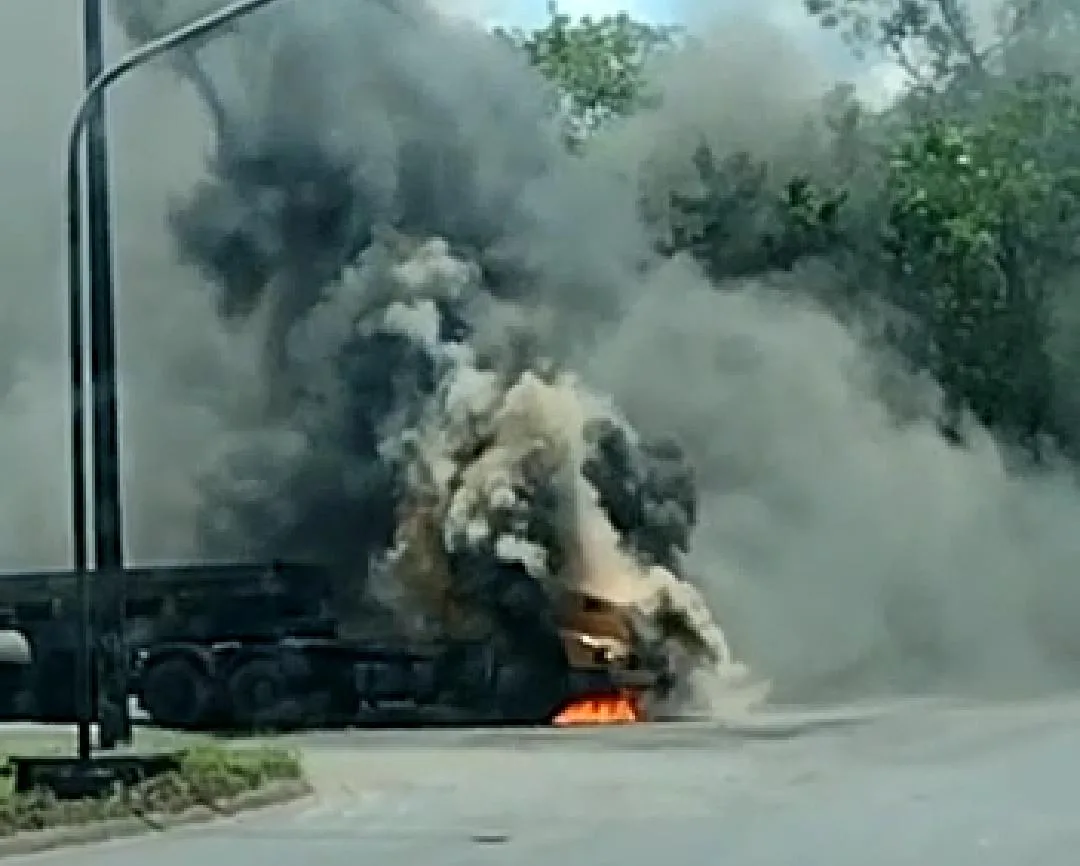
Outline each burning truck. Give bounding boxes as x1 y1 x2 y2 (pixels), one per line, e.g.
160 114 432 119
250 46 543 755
180 231 745 728
0 329 745 730
0 0 764 731
0 556 726 732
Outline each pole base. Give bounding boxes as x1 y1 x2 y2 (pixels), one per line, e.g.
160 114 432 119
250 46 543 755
8 752 182 799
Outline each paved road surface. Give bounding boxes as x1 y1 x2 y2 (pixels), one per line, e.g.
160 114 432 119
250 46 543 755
8 696 1080 865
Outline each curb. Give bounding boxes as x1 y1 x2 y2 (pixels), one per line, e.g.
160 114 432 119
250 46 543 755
0 778 313 859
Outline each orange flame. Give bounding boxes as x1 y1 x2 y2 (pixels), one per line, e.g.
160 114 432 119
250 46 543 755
551 692 642 726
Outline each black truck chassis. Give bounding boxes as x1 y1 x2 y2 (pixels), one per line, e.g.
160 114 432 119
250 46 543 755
0 563 665 733
129 635 659 731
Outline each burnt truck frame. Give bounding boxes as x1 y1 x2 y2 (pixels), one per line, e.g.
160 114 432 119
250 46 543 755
0 561 666 734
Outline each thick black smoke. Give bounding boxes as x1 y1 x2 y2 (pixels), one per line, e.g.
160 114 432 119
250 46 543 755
109 0 742 699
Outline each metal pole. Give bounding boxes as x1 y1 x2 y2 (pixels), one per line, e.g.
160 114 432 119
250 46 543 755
67 0 291 762
79 0 125 760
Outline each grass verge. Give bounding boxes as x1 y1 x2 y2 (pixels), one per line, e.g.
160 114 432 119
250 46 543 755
0 744 305 837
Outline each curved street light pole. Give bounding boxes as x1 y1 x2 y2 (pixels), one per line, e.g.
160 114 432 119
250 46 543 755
67 0 289 761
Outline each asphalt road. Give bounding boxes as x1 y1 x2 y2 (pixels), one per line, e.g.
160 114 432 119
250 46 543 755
8 696 1080 865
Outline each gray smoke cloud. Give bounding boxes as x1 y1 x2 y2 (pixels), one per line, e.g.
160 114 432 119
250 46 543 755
9 0 1080 711
586 264 1080 703
103 0 743 702
0 0 264 567
581 13 1080 704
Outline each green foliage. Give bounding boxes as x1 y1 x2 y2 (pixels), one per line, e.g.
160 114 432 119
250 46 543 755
883 73 1080 436
653 46 1080 443
804 0 986 86
177 744 303 800
503 0 1080 448
664 143 848 280
496 2 680 138
0 745 304 837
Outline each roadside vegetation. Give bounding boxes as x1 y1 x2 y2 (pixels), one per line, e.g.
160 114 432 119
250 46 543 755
0 744 304 837
503 0 1080 458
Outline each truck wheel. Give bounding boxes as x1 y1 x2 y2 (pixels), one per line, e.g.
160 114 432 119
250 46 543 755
141 657 213 729
493 660 565 724
227 658 290 730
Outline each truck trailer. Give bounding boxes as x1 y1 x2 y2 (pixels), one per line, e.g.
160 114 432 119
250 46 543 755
0 561 669 734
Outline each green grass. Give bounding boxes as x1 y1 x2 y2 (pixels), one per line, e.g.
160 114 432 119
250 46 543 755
0 744 305 837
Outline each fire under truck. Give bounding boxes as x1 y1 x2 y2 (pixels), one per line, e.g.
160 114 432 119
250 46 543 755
0 561 669 736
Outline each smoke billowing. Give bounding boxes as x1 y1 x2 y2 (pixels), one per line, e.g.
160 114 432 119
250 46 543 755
0 0 263 567
8 0 1080 711
105 0 745 704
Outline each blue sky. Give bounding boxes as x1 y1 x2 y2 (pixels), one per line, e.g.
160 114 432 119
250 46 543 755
476 0 685 29
476 1 849 64
475 1 836 48
536 0 680 23
475 0 906 107
432 0 900 105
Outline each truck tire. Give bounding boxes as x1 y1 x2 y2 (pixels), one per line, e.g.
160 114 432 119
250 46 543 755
141 656 213 729
226 658 294 730
492 658 566 724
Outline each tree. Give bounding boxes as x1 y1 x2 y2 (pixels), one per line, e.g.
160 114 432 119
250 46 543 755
662 143 848 280
496 2 681 141
797 0 1080 446
802 0 1080 95
882 74 1080 443
506 0 1080 451
803 0 988 89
